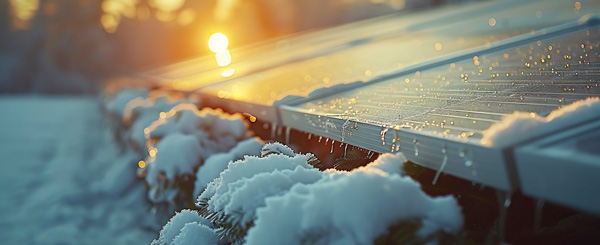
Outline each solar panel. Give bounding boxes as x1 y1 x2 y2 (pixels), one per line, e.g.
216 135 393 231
197 0 598 106
278 16 600 190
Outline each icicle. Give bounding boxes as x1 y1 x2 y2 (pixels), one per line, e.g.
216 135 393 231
534 199 545 234
394 130 400 152
307 133 312 140
285 127 291 145
318 136 322 142
380 125 389 145
277 124 283 136
432 145 448 185
325 138 329 144
497 191 513 243
271 122 277 139
330 140 335 154
344 144 348 158
413 139 419 156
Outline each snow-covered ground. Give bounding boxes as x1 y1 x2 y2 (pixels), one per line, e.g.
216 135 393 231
0 96 156 244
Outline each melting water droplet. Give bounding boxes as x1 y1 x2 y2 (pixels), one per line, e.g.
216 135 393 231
330 140 335 154
393 130 400 152
460 149 473 167
325 138 330 144
380 125 389 146
318 136 322 142
432 145 448 185
413 139 419 156
285 127 291 145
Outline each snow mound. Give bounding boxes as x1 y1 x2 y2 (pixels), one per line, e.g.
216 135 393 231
184 140 460 244
145 133 202 203
260 141 296 157
123 93 194 150
246 154 463 245
152 210 219 245
141 105 252 203
104 88 149 118
196 143 322 241
481 97 600 147
146 105 249 160
194 137 264 198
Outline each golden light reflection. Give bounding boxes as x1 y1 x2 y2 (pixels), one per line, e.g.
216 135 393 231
138 160 146 168
101 14 120 33
221 68 236 77
151 0 185 12
489 18 496 27
215 50 232 66
575 2 581 10
434 42 443 51
177 8 196 25
9 0 39 29
148 147 157 157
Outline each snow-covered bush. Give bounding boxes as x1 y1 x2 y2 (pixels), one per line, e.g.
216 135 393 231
122 91 193 150
197 143 323 242
145 104 249 160
140 104 252 204
170 142 464 244
151 210 222 245
246 160 463 244
194 137 265 198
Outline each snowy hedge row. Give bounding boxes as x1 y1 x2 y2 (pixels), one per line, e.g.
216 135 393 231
103 87 464 244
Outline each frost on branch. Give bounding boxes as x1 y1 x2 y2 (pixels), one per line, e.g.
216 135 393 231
245 153 463 245
193 137 265 199
196 142 323 242
187 141 462 244
151 209 222 245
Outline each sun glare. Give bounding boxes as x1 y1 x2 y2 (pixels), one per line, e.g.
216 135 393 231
209 33 229 53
